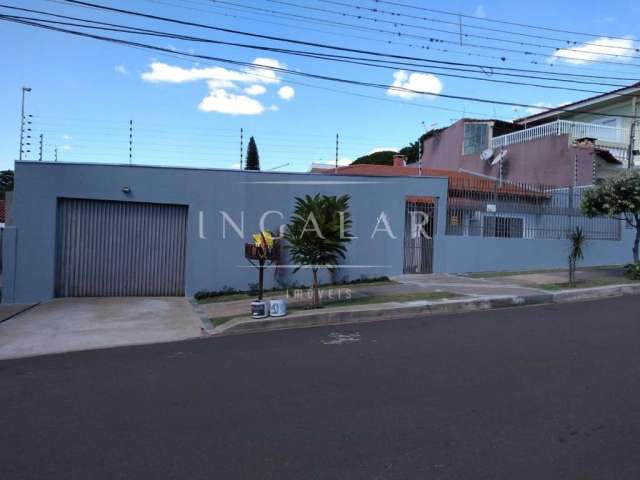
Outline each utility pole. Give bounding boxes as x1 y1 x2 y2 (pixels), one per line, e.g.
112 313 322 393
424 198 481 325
129 120 133 164
39 134 43 161
54 147 58 162
418 135 422 176
628 97 638 169
240 127 244 170
335 133 339 173
19 86 32 161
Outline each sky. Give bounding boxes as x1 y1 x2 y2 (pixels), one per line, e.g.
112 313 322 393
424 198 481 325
1 0 640 172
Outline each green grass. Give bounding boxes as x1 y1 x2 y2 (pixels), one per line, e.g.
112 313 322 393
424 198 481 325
208 291 463 325
196 279 396 305
468 265 627 279
538 277 640 291
322 291 463 308
209 315 241 327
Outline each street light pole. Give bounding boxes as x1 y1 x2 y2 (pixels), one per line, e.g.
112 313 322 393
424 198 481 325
19 86 32 161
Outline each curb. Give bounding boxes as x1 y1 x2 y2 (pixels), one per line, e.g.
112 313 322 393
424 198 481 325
204 283 640 337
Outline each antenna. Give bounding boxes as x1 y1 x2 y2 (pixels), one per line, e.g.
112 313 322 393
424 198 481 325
39 134 43 161
54 147 58 162
129 120 133 164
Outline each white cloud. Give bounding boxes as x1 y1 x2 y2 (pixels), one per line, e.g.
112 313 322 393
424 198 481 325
337 157 352 166
198 89 265 115
387 71 443 99
61 145 72 151
141 58 284 85
473 5 486 18
524 101 570 116
550 37 635 64
62 133 72 140
268 105 279 111
244 84 267 96
141 58 289 116
278 85 295 100
115 65 128 75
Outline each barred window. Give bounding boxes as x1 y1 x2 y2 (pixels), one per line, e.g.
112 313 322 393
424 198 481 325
483 216 524 238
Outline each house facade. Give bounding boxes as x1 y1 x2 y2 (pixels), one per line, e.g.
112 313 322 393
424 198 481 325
3 161 634 305
418 82 640 186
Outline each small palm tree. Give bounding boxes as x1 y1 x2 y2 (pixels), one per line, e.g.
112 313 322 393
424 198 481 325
568 226 586 287
284 194 352 308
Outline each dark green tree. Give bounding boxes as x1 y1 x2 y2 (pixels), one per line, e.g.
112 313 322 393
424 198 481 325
582 170 640 263
245 136 260 171
351 150 396 166
284 194 353 308
0 170 14 199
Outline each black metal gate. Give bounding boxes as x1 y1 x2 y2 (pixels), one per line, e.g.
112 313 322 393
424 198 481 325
403 197 436 274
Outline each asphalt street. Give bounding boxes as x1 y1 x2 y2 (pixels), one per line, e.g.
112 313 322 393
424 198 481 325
2 296 640 479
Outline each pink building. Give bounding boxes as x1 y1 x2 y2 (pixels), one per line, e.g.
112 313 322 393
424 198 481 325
419 118 625 187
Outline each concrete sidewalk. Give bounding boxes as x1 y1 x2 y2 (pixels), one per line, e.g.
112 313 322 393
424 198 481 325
0 297 203 360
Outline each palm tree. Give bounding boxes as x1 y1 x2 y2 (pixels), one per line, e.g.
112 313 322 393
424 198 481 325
284 194 352 308
568 226 586 287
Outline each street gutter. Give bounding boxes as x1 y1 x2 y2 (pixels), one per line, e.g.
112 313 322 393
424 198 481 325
205 283 640 336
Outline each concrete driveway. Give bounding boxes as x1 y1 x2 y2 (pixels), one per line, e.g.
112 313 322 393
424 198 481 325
0 297 203 360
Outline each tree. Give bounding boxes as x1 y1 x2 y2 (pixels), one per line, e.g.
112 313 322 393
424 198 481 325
350 131 434 166
351 150 396 166
0 170 14 199
284 194 353 308
582 170 640 263
245 136 260 171
568 226 586 287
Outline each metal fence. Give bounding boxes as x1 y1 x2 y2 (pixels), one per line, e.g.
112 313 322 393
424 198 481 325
445 177 621 240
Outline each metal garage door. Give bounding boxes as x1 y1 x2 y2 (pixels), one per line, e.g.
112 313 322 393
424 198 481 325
55 199 188 297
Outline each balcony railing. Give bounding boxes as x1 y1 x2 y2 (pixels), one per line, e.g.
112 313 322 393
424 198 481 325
491 120 630 150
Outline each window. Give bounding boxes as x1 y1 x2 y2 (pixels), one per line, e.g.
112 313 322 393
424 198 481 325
463 123 490 155
483 216 524 238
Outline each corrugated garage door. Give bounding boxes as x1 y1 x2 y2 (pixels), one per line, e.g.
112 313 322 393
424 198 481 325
55 198 188 297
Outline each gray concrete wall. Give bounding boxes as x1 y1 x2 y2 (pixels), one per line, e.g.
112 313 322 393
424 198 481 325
441 228 634 274
3 162 634 304
3 162 449 304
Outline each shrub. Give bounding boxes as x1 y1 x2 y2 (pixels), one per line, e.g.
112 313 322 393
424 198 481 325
193 286 240 301
625 263 640 280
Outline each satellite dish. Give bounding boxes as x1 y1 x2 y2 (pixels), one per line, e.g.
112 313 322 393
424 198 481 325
480 148 494 163
491 149 508 166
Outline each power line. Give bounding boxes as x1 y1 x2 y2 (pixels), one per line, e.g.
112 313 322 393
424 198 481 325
150 0 640 79
316 0 640 53
2 11 625 95
4 13 639 119
269 0 640 60
7 4 639 91
40 1 640 79
372 0 640 43
200 0 640 68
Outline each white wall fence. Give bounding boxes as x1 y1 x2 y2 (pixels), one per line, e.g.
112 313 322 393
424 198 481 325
491 120 635 163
